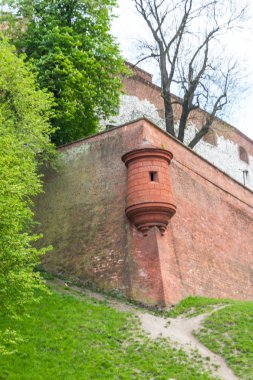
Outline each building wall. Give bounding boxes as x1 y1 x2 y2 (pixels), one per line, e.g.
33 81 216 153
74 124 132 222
36 119 253 306
143 122 253 303
104 66 253 190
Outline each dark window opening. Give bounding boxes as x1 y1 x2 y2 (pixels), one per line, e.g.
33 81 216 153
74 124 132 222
150 171 158 182
239 146 249 164
242 170 249 186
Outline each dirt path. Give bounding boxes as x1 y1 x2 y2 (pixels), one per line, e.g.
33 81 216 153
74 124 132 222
137 311 239 380
50 279 239 380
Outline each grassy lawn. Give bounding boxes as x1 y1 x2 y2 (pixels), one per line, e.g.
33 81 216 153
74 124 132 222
165 295 253 380
196 302 253 380
165 296 233 318
0 285 216 380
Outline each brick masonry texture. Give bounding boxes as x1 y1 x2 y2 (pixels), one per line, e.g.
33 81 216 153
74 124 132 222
114 66 253 190
35 119 253 306
122 148 176 236
123 66 253 156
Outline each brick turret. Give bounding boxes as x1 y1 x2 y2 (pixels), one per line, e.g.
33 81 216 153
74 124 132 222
122 147 176 236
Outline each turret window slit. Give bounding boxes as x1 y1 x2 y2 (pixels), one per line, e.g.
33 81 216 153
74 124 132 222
150 172 158 182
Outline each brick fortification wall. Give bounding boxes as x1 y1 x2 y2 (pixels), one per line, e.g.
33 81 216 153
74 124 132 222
36 119 253 306
107 64 253 190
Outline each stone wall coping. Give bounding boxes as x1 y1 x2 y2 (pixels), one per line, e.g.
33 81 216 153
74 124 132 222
121 147 173 166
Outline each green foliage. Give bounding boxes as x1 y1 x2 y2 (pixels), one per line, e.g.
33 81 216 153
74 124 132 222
0 38 54 349
197 302 253 380
0 285 217 379
1 0 127 145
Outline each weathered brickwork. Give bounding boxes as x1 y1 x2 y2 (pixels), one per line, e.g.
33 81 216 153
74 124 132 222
123 65 253 155
112 65 253 190
36 119 253 306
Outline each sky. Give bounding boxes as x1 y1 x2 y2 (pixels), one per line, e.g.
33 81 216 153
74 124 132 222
111 0 253 140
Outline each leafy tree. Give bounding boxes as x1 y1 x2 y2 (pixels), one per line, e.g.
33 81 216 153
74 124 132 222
133 0 248 148
0 38 54 352
1 0 126 146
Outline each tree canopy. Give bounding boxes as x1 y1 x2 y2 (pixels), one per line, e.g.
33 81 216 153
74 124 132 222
1 0 126 145
0 38 54 351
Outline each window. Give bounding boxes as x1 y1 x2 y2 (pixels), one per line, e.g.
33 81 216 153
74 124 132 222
239 146 249 164
149 172 158 182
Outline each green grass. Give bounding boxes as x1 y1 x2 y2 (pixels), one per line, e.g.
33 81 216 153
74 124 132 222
162 294 253 380
0 285 217 380
196 302 253 380
165 296 233 318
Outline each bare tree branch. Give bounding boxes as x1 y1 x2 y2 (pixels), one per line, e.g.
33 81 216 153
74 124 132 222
133 0 248 146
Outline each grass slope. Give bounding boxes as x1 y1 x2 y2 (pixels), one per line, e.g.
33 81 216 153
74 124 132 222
197 302 253 380
166 295 253 380
0 286 216 380
165 296 232 318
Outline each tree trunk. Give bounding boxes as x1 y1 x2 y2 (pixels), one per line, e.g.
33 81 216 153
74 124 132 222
177 100 190 142
188 121 211 149
164 95 175 136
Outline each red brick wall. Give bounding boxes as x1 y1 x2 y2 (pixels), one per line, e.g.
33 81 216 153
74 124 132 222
132 120 253 303
36 119 253 305
36 122 146 297
123 73 253 155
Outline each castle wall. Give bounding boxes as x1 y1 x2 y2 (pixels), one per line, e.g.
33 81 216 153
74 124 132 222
143 122 253 302
105 67 253 190
36 119 253 305
36 124 139 295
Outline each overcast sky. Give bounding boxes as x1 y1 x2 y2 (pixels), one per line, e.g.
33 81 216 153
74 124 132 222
111 0 253 140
